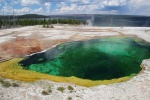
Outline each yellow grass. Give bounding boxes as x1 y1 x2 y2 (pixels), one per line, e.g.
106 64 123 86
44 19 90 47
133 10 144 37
0 58 132 87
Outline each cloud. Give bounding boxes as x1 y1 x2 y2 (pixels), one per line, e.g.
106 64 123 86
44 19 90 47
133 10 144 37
103 0 127 6
14 7 30 14
38 0 66 4
2 3 13 15
44 2 51 13
127 0 150 15
13 7 44 15
31 8 43 14
21 0 40 6
53 0 123 14
69 0 91 4
54 3 77 14
53 3 100 14
0 0 149 15
0 0 4 3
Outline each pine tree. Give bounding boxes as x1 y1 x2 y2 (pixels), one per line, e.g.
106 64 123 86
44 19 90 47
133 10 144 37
0 19 2 28
43 18 46 28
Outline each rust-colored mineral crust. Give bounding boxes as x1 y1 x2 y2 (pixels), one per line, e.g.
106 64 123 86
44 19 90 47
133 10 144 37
0 38 42 61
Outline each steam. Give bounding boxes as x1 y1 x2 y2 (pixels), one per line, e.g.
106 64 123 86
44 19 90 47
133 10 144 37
44 45 62 61
44 40 99 61
86 15 95 26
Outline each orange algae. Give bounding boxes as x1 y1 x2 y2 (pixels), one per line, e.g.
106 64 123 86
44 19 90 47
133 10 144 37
0 58 132 87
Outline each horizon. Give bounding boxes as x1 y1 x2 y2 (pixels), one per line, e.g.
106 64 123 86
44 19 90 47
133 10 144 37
1 13 150 17
0 0 150 16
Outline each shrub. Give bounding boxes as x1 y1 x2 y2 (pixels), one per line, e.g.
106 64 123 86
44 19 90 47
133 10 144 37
70 91 73 93
42 24 45 28
42 90 49 95
49 25 54 28
68 97 72 100
0 78 3 83
47 86 52 93
12 83 19 87
0 78 11 88
57 87 65 93
2 81 11 87
68 85 74 91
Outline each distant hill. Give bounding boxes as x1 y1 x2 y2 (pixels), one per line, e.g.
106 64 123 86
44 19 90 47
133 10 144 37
18 14 49 19
0 14 49 19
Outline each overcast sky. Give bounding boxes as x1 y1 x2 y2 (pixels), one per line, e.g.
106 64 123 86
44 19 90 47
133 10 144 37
0 0 149 16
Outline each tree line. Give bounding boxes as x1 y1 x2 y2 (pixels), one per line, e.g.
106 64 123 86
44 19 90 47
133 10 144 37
0 18 86 28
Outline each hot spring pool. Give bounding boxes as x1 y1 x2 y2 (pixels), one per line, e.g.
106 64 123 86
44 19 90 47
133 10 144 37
19 37 150 80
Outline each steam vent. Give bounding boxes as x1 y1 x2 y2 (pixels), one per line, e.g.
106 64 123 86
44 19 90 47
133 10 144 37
1 37 150 87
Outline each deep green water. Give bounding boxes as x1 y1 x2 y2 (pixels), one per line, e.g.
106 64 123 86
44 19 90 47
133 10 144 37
20 37 150 80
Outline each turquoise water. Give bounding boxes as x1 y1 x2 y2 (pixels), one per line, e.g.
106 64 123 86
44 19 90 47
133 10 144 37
20 37 150 80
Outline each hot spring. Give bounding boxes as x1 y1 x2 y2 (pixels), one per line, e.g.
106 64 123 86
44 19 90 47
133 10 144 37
19 37 150 81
